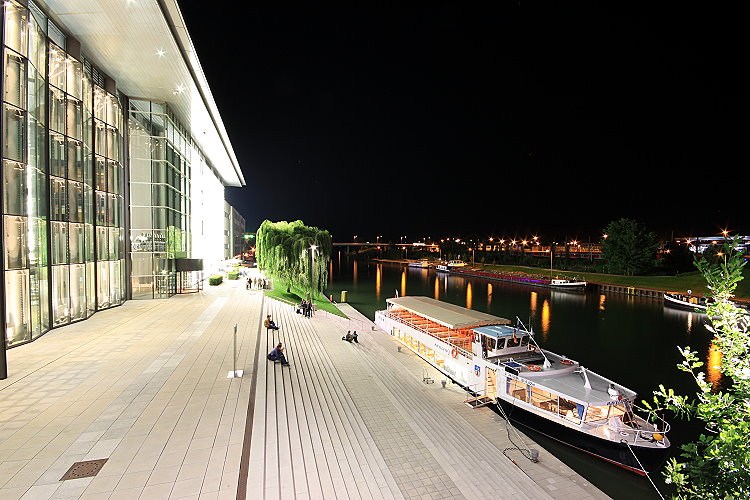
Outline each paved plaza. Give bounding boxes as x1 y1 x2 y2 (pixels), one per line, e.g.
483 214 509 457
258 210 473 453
0 278 609 499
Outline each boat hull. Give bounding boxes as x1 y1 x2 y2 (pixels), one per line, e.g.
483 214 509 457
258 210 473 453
495 398 669 475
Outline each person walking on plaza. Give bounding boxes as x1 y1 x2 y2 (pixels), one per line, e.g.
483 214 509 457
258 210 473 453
267 343 289 365
264 314 279 333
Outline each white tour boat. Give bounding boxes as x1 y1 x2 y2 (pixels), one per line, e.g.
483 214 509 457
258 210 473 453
375 296 671 475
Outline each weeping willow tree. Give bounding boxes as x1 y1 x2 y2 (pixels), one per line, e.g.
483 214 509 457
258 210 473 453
256 220 332 298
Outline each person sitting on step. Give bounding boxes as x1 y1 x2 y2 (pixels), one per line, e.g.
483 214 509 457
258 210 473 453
264 314 279 333
267 343 289 365
342 331 353 342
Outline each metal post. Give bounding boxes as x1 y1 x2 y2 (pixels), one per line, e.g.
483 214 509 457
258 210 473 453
227 322 243 378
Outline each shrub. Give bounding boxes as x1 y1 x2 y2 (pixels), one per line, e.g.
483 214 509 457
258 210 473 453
208 275 223 286
228 271 240 280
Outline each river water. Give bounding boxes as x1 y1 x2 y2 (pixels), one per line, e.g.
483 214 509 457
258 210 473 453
325 256 719 499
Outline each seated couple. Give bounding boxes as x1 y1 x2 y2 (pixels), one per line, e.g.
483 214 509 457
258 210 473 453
342 331 359 343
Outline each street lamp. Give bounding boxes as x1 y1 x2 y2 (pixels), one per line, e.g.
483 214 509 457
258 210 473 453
310 244 317 299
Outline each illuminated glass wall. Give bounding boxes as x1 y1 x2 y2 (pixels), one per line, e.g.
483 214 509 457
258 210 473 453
128 100 191 299
1 0 125 347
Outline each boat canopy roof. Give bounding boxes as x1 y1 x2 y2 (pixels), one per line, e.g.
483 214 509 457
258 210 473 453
386 296 510 330
472 324 524 338
524 367 637 405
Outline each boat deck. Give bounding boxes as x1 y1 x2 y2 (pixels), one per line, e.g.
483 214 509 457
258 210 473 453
382 308 474 353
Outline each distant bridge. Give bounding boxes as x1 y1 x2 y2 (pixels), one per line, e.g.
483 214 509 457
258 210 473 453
333 242 439 248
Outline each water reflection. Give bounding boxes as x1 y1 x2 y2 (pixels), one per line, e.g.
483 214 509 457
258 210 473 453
530 291 538 315
662 307 701 334
466 282 473 309
401 268 407 297
353 259 358 284
487 283 492 307
375 264 382 300
541 299 551 338
434 276 439 300
599 294 606 311
706 342 722 389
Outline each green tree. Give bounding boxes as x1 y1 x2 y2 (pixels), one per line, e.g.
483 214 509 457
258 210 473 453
643 236 750 499
256 220 332 297
601 218 659 275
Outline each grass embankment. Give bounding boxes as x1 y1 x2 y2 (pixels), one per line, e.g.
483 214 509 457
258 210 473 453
473 263 750 300
264 277 348 318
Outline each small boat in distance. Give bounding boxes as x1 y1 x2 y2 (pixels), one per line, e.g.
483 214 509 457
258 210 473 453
407 259 431 268
375 296 670 475
663 292 708 313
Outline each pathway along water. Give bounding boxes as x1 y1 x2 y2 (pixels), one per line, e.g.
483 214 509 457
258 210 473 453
325 256 723 500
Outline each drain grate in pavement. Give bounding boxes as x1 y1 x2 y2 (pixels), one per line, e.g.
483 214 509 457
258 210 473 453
60 459 108 481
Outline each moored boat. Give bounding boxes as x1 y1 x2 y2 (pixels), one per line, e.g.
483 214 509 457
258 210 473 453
408 259 431 268
375 296 670 475
663 292 708 313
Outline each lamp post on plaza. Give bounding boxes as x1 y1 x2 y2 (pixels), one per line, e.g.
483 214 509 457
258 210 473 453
310 244 317 300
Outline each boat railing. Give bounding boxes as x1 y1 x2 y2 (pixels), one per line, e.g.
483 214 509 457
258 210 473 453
381 311 473 358
587 405 671 445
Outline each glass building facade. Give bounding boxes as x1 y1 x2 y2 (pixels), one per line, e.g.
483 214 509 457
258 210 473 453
3 0 124 348
129 100 192 299
1 1 243 372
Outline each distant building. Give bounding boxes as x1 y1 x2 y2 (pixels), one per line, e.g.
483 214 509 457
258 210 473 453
223 202 245 259
681 236 750 254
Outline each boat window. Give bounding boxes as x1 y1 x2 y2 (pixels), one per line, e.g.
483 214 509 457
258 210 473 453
496 338 506 350
608 403 627 420
584 405 610 422
506 336 521 348
474 334 479 343
559 398 582 424
530 387 558 413
507 379 528 403
487 337 496 350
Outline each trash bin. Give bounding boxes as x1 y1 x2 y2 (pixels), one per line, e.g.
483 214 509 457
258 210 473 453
340 290 348 303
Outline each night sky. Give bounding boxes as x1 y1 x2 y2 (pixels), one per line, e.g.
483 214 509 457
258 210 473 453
180 3 747 242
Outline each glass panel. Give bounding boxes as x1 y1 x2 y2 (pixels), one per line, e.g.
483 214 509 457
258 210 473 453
51 221 68 264
3 2 28 57
96 225 108 260
49 132 66 177
5 269 31 346
95 156 106 190
559 398 583 424
4 215 28 269
96 191 106 225
69 223 84 263
29 266 50 339
50 177 67 220
4 49 26 109
70 263 86 320
67 140 84 181
86 261 96 315
52 265 70 326
3 104 26 161
48 43 66 90
585 405 610 422
66 98 83 141
67 181 84 223
3 160 26 215
66 58 83 100
97 261 110 308
530 387 558 413
49 87 65 133
507 379 529 403
84 223 94 261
